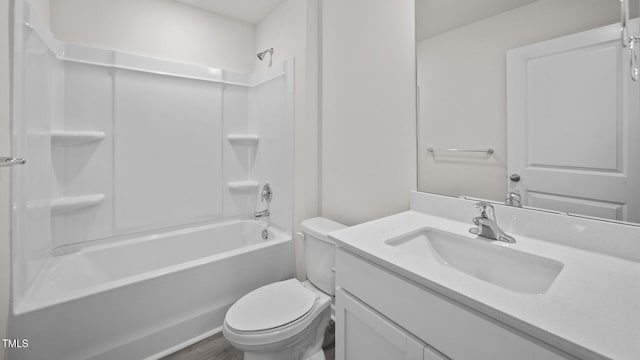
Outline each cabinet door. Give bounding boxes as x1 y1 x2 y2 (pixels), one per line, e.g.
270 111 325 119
336 288 431 360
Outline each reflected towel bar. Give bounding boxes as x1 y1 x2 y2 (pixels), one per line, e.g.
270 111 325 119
0 157 26 167
427 147 494 155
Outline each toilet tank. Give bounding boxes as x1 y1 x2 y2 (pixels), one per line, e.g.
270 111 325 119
301 217 346 296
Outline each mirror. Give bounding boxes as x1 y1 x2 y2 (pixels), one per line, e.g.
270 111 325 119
416 0 640 224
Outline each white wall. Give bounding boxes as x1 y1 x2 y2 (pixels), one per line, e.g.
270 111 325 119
417 0 620 201
255 0 319 279
0 0 10 358
321 0 417 226
50 0 256 73
256 0 416 275
29 0 48 26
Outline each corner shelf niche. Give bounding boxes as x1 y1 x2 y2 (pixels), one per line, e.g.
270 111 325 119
227 134 259 146
52 131 106 146
227 180 259 193
51 194 105 214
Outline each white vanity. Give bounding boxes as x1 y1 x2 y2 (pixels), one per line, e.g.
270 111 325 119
330 192 640 360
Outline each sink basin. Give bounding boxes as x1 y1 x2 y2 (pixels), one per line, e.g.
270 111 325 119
385 228 564 294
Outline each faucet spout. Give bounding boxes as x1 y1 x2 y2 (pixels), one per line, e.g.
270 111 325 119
469 202 515 243
254 209 270 220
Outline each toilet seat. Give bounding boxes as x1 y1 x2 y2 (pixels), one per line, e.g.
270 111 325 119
225 279 317 332
223 280 331 347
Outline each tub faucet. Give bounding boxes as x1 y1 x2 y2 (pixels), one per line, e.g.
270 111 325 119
469 202 515 243
505 191 522 208
261 183 272 202
254 209 270 220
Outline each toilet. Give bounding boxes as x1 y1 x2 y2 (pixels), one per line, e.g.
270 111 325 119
223 217 346 360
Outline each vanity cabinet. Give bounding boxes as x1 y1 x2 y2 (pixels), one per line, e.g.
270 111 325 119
335 248 576 360
336 288 447 360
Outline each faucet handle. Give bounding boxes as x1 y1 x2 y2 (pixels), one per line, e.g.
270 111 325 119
473 201 495 220
261 183 272 202
505 191 522 207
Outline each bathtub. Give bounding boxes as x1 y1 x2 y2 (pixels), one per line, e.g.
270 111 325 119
9 219 295 360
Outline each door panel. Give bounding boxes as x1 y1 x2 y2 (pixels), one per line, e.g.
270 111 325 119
526 43 620 171
527 191 625 220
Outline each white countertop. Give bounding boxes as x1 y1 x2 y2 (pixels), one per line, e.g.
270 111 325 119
330 210 640 360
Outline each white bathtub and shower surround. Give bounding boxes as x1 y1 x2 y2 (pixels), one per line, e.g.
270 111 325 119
9 2 296 359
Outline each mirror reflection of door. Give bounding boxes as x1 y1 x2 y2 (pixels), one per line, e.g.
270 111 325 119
507 20 640 222
416 0 640 224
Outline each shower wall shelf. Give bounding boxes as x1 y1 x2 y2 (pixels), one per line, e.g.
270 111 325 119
51 194 106 214
227 180 259 192
227 134 259 146
51 131 106 146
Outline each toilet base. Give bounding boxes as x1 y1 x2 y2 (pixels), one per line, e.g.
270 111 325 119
245 349 325 360
307 350 326 360
241 306 331 360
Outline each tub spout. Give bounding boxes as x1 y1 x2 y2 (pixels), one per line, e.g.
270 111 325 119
254 209 270 220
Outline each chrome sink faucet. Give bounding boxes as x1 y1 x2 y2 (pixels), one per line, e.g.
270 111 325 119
505 191 522 208
469 202 516 243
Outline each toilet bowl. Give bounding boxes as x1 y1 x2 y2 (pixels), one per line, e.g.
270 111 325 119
223 280 331 360
222 217 346 360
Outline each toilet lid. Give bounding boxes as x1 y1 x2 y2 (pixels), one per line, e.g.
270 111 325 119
225 279 316 332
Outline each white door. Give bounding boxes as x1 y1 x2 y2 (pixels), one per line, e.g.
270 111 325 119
507 20 640 222
335 288 435 360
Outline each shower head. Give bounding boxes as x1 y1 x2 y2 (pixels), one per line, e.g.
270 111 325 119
257 48 273 60
257 48 274 66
